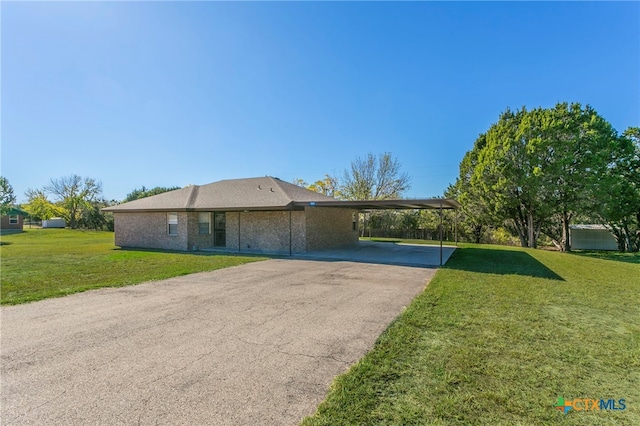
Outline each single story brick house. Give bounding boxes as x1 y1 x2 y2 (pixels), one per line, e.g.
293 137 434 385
103 176 360 254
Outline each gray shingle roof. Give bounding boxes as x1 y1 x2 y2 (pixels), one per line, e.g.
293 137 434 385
103 177 337 212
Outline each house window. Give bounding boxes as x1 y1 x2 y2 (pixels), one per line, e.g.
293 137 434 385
198 212 211 234
9 215 18 225
352 213 357 231
214 212 226 247
167 212 178 235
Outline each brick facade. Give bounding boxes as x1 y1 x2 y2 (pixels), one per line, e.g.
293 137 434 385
112 207 358 254
114 212 189 251
305 207 359 251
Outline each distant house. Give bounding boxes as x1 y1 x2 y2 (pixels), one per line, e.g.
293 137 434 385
1 207 27 232
103 177 360 254
569 224 618 251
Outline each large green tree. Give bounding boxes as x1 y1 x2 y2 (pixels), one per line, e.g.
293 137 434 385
464 107 550 248
0 176 16 216
456 103 633 251
531 104 626 251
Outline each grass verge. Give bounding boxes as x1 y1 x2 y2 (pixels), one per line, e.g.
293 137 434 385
302 244 639 425
0 229 266 305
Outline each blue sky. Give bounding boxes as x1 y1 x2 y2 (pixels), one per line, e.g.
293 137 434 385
2 1 638 202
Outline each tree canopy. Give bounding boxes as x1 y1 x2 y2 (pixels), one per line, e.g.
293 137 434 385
124 186 180 202
452 103 638 251
341 152 411 201
0 176 16 216
293 175 340 198
23 189 62 221
43 175 103 229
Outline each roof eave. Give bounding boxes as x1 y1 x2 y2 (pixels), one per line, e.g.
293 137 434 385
102 205 302 213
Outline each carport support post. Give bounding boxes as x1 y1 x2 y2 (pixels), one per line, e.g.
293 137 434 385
439 200 443 266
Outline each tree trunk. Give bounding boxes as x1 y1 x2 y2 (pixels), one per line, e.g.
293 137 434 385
606 224 627 252
623 222 633 253
513 218 527 247
473 224 483 244
534 220 543 244
560 210 572 252
512 204 529 247
527 211 536 248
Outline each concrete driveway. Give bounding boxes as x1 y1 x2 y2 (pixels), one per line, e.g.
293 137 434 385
1 256 440 425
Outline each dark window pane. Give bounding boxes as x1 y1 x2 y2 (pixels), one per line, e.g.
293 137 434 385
199 223 210 235
214 230 226 247
214 212 226 230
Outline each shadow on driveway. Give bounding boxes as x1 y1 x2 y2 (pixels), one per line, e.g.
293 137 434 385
295 241 456 268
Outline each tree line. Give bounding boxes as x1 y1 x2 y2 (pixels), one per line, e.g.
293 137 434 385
0 175 179 231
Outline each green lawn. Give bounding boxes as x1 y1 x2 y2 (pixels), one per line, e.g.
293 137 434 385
0 229 266 305
303 244 640 425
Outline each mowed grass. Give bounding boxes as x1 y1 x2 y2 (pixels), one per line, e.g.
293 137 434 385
303 244 640 425
0 229 266 305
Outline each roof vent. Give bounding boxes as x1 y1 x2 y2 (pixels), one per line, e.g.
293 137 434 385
270 187 274 192
258 185 262 190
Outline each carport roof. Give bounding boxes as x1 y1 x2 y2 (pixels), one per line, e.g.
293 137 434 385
293 199 461 210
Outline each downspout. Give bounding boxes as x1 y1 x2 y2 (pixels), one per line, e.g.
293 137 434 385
289 210 292 256
238 211 241 253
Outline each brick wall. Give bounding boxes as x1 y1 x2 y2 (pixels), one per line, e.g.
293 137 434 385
305 207 359 251
186 212 216 250
230 210 305 254
113 212 188 251
113 208 357 253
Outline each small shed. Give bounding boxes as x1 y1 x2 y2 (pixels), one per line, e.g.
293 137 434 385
569 224 618 251
42 218 66 228
1 207 28 231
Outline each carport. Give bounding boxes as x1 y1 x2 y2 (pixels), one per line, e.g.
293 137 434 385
293 198 461 265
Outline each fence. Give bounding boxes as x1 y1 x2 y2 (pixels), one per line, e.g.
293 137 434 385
366 228 455 242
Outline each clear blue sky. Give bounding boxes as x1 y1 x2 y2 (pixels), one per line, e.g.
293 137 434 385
2 1 638 202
